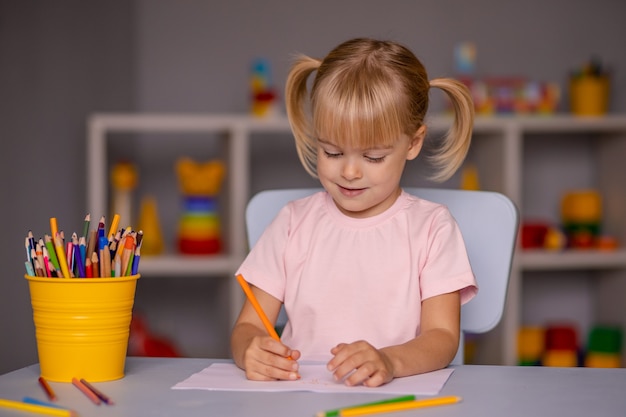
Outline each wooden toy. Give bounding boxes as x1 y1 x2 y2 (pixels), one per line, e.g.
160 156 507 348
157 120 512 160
175 158 226 255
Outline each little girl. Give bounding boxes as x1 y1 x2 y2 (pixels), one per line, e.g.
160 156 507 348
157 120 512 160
231 38 477 387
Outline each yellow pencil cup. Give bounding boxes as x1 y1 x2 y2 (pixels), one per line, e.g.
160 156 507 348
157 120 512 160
25 274 140 382
569 76 610 116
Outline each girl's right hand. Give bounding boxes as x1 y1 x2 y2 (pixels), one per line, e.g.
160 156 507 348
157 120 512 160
242 335 301 381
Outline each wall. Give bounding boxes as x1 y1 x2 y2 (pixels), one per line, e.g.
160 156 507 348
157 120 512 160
2 0 626 372
0 1 135 374
131 0 626 360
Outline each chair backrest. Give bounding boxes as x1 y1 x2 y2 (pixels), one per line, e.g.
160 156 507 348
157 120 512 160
245 187 519 364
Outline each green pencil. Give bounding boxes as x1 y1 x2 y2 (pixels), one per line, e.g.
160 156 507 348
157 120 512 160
316 394 416 417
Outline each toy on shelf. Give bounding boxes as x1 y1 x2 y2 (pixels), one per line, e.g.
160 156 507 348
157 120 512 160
560 190 618 250
175 158 226 255
561 190 601 249
584 325 622 368
137 196 164 256
542 324 580 367
250 58 278 118
569 58 611 116
110 161 138 227
452 42 560 115
517 326 545 366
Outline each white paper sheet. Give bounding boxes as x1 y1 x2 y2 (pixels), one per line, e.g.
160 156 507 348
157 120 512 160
172 363 454 396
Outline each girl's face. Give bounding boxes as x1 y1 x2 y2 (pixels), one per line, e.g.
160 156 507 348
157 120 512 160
316 128 424 218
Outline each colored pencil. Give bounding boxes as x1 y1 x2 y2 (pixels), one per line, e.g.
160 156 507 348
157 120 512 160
80 378 114 405
108 213 120 242
49 218 58 241
53 233 71 279
85 255 93 278
44 235 61 273
91 252 100 278
131 239 142 275
85 230 98 267
65 241 75 276
43 251 52 277
317 395 417 417
72 377 101 405
82 213 91 241
338 396 461 417
38 376 57 401
120 233 135 277
25 236 33 266
0 398 76 417
236 274 280 340
23 397 68 410
25 260 35 276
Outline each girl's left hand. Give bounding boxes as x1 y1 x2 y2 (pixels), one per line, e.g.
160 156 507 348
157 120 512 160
327 341 395 387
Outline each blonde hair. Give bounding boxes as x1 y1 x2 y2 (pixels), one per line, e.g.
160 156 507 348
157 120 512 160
285 38 474 182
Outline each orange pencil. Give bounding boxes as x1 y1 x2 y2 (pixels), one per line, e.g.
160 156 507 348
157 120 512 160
236 274 281 340
72 377 101 405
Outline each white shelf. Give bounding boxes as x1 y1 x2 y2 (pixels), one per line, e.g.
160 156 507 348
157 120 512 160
519 249 626 270
86 112 626 365
137 254 244 277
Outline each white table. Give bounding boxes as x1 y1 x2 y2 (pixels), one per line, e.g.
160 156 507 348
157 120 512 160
1 357 625 416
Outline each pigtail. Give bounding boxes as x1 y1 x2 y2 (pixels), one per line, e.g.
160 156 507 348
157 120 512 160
428 78 475 182
285 55 322 178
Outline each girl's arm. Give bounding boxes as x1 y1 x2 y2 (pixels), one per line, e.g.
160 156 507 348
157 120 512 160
328 291 460 387
382 291 461 375
230 284 300 381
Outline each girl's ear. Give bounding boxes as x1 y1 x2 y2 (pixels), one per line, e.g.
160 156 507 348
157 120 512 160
406 125 426 161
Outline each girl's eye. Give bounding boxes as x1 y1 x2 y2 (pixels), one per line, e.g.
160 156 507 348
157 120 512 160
365 155 386 163
324 150 342 158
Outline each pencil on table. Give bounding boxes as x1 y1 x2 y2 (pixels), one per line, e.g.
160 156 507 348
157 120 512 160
23 397 68 410
72 377 101 405
79 378 114 405
316 395 416 417
0 398 76 417
338 396 462 417
38 376 57 402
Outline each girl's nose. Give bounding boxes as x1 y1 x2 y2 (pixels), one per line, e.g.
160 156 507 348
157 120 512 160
341 157 362 180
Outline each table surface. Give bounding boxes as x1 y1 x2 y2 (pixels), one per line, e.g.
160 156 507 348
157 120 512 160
1 357 625 417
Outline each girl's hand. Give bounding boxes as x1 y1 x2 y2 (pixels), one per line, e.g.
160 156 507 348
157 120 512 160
327 341 395 387
242 335 301 381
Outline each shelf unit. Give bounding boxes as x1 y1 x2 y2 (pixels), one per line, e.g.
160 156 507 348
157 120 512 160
87 113 626 365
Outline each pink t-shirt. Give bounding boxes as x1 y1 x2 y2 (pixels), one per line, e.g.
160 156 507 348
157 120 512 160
237 190 477 361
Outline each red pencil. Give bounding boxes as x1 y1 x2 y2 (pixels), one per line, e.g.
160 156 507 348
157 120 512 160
72 377 101 405
38 376 57 401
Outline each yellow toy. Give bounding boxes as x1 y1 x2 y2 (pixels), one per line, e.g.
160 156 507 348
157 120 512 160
137 196 164 256
175 158 226 254
110 161 138 227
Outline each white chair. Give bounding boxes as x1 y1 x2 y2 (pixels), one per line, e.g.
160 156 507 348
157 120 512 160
245 188 519 364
